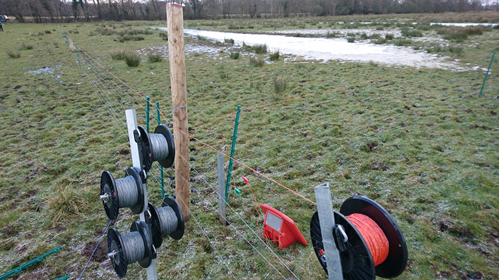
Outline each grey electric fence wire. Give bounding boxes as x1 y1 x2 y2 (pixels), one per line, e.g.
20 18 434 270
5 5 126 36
114 176 139 208
172 163 290 280
66 38 290 279
78 50 148 119
150 134 169 161
80 71 127 139
81 56 134 115
78 220 112 280
157 206 178 236
79 57 129 138
121 231 146 264
177 153 300 279
79 53 136 118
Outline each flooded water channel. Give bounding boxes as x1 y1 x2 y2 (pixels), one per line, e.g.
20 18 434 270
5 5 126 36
157 28 461 69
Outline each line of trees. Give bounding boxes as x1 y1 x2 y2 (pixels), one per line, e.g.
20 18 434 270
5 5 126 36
0 0 497 23
0 0 167 23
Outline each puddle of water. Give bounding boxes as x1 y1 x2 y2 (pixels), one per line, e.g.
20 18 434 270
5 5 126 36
430 23 499 27
25 66 54 75
265 28 402 37
172 28 451 69
25 65 63 78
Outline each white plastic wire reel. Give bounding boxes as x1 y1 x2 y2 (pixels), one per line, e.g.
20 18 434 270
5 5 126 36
134 125 175 172
107 197 184 278
100 167 146 220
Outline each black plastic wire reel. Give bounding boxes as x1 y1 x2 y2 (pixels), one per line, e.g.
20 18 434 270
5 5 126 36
310 197 408 280
107 221 155 278
100 167 146 220
144 196 185 248
134 125 175 172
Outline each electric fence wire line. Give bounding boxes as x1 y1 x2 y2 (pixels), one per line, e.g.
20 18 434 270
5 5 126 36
80 53 147 120
71 33 493 135
78 49 145 117
71 43 316 206
174 153 298 280
70 43 294 280
79 56 129 138
74 51 236 278
64 31 496 279
79 66 128 139
167 190 239 280
78 220 112 280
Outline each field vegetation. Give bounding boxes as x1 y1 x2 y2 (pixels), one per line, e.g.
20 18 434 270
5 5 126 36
0 14 498 280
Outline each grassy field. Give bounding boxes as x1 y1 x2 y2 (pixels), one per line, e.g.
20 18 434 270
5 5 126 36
0 12 498 280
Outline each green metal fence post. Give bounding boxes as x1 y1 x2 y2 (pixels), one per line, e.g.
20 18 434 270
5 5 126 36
145 96 150 133
225 105 242 201
479 51 496 98
157 101 165 198
64 34 69 47
75 44 82 70
0 246 62 280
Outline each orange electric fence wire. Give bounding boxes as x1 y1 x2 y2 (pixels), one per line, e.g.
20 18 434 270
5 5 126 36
192 137 226 150
346 213 389 267
173 126 318 205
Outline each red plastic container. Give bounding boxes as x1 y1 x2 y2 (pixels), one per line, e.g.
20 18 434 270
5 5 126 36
260 204 308 249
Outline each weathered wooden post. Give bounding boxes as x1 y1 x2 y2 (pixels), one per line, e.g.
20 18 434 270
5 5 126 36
167 2 190 221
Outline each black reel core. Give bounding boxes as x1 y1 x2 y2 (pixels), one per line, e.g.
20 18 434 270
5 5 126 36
136 125 175 172
340 197 408 278
100 167 145 220
310 211 376 280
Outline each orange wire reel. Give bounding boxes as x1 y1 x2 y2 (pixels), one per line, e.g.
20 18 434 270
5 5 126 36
310 196 408 280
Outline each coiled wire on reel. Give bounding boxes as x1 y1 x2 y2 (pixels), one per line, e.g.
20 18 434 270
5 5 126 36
107 221 155 278
145 197 185 248
310 197 408 280
100 167 145 220
134 125 175 172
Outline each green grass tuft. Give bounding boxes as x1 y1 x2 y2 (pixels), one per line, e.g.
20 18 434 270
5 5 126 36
147 52 163 63
6 50 21 58
19 43 33 50
229 52 240 59
249 56 264 67
269 50 280 61
159 31 168 41
123 52 141 67
273 75 286 93
253 44 267 54
110 50 126 60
